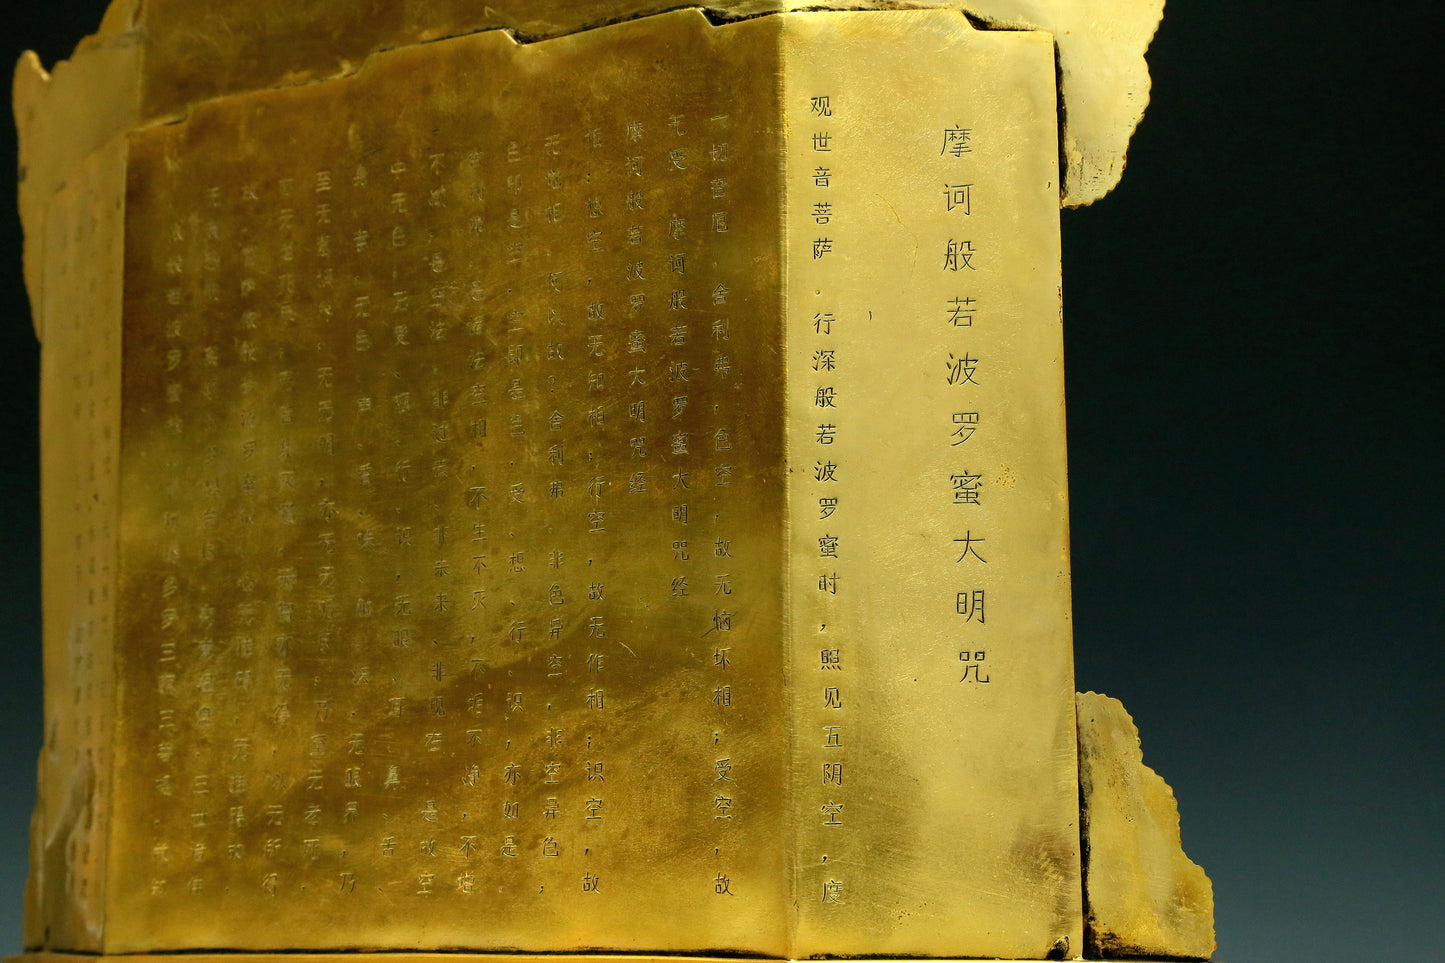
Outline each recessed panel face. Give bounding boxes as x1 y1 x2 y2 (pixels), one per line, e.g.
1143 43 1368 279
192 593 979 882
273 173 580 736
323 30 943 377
111 12 786 953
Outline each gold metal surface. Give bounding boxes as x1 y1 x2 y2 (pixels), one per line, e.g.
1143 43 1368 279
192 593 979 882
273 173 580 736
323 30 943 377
115 10 786 954
117 0 1162 207
28 134 127 953
11 948 1213 954
131 0 955 124
779 14 1077 958
29 7 1080 959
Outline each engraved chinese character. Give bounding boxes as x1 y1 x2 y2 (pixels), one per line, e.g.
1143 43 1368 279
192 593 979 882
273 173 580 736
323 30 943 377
941 127 973 156
944 183 972 214
954 532 988 564
951 471 982 504
959 650 990 683
946 296 977 327
951 411 979 444
945 353 979 386
956 589 986 623
943 239 976 272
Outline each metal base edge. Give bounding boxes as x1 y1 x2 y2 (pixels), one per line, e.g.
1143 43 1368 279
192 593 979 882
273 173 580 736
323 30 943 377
5 948 1213 954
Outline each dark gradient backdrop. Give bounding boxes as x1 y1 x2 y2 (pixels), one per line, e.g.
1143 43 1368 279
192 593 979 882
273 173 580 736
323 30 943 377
1 2 1441 960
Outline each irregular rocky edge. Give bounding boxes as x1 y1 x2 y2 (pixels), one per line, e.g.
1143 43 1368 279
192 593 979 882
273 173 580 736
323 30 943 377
1077 691 1216 960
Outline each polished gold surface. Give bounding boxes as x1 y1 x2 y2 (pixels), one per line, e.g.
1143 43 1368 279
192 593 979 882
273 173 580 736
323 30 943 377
24 6 1084 959
780 14 1077 958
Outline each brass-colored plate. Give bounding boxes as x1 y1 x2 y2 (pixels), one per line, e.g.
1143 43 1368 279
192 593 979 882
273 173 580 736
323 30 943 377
30 125 127 956
114 10 787 955
101 7 1078 959
8 948 1208 954
132 1 960 123
777 12 1078 959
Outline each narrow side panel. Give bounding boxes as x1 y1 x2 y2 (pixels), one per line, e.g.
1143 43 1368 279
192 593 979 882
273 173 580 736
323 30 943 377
108 10 789 955
29 135 127 951
780 11 1082 958
13 30 142 334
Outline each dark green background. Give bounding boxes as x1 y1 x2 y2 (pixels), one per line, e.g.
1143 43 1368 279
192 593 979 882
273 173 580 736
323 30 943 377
1 2 1440 959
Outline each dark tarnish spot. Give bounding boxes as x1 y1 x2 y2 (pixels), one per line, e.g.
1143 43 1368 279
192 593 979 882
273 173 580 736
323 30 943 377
1087 927 1212 961
1046 935 1069 960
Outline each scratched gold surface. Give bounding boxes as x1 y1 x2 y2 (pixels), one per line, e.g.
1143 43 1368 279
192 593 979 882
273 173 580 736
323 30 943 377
29 133 126 955
84 7 1079 959
113 10 788 954
129 0 963 125
68 0 1159 209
